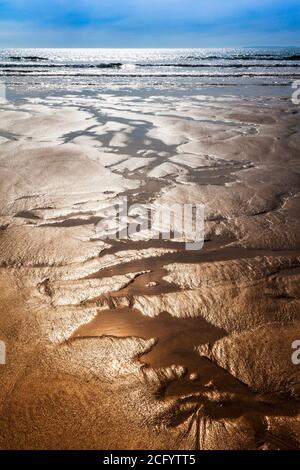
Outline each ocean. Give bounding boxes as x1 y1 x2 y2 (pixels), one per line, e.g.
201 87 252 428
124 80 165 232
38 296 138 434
1 47 300 94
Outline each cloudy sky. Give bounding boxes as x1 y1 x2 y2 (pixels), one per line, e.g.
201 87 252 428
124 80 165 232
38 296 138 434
0 0 299 47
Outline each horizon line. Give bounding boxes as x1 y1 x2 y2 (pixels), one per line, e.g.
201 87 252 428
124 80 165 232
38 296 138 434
1 45 300 49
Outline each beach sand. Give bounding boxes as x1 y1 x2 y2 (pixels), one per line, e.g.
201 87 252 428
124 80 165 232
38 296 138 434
0 90 299 449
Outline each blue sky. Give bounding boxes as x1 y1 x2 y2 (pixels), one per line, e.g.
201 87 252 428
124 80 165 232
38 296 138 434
0 0 299 47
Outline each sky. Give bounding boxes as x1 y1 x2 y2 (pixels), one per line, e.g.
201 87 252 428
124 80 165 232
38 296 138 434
0 0 299 48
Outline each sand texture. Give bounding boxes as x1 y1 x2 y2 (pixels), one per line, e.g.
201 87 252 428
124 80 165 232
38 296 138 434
0 91 299 449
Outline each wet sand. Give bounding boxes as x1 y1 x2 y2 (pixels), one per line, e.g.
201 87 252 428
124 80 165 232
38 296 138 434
0 90 300 450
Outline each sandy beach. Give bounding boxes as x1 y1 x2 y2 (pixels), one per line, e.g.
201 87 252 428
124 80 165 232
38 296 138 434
0 82 300 449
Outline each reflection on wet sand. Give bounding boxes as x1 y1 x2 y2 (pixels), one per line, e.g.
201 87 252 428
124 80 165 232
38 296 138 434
0 90 300 450
73 307 225 383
